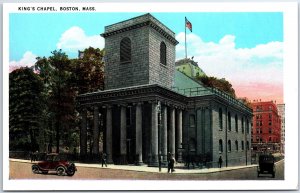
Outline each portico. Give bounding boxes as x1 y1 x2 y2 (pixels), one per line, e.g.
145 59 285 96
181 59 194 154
77 84 186 165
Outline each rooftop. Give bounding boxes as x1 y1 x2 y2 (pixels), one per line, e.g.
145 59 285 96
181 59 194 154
173 71 252 113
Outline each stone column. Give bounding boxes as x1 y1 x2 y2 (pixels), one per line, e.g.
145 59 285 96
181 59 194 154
135 102 143 165
150 102 158 166
162 105 168 163
120 105 127 164
106 105 113 163
93 106 100 156
170 107 175 156
177 109 183 162
80 108 87 158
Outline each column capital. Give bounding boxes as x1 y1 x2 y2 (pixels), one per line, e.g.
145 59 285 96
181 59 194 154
148 100 157 104
133 101 143 106
118 103 128 107
105 104 112 109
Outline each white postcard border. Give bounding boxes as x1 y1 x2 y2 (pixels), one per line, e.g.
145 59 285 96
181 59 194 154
3 2 298 191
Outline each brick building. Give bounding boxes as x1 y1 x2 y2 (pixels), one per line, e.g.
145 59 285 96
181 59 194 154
77 13 252 168
250 101 281 154
277 104 285 154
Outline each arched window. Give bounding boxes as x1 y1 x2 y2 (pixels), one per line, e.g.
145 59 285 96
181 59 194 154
219 139 223 153
235 114 238 132
160 42 167 65
219 108 223 130
235 140 238 151
241 141 244 151
189 138 196 152
228 140 231 152
120 37 131 63
189 114 195 127
228 112 231 131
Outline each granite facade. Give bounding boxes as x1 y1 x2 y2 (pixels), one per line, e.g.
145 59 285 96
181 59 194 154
102 13 177 90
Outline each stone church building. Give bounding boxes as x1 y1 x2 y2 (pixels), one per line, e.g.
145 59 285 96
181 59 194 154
77 13 253 168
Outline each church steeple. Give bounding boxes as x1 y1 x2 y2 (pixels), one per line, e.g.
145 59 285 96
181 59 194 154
101 13 178 90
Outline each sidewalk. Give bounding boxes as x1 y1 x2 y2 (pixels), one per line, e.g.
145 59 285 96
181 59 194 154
10 158 259 174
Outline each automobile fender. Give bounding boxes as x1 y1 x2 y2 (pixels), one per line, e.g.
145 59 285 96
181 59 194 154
55 165 67 171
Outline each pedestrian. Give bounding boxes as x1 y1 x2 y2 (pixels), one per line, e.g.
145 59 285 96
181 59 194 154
31 150 38 162
30 151 33 162
167 152 171 173
101 152 107 167
218 156 223 168
170 154 176 173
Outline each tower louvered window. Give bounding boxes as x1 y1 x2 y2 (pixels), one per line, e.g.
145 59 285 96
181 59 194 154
160 42 166 65
120 37 131 63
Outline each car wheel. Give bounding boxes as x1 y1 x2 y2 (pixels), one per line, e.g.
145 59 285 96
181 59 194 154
32 165 39 174
67 164 76 176
56 166 66 176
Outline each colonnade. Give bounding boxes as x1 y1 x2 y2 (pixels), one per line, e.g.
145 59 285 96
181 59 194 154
80 101 183 165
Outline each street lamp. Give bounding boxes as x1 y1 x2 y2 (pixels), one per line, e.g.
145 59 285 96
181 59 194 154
157 101 162 172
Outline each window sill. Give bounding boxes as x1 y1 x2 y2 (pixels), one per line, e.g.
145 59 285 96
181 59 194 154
160 63 167 68
120 61 132 65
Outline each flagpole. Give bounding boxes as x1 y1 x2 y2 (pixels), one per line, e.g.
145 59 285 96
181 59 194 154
185 17 187 59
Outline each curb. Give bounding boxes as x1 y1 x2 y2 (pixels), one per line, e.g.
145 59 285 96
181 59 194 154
9 158 262 174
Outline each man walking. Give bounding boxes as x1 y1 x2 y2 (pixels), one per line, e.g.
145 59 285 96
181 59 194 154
218 156 223 168
101 152 107 167
170 154 176 173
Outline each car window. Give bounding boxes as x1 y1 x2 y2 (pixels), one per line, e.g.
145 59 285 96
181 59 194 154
46 156 53 161
53 155 60 161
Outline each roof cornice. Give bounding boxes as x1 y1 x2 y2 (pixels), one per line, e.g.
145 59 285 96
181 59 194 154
100 21 179 45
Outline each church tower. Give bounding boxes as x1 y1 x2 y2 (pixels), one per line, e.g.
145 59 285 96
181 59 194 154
101 13 178 90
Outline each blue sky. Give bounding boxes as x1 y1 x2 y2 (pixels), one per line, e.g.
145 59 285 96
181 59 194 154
9 12 284 103
10 12 282 60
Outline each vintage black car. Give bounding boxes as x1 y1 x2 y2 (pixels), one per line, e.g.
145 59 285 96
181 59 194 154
257 154 275 178
32 153 77 176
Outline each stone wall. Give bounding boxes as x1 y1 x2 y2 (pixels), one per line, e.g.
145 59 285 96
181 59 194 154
148 27 176 88
104 27 150 90
103 13 176 90
211 101 252 167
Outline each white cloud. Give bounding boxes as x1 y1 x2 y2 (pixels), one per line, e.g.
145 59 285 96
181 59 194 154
9 51 37 70
176 32 283 86
56 26 104 53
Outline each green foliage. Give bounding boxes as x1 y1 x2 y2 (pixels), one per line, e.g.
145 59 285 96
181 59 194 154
9 47 105 153
71 47 105 94
9 67 44 151
197 76 236 98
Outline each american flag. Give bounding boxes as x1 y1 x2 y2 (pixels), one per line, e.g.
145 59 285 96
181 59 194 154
185 17 192 32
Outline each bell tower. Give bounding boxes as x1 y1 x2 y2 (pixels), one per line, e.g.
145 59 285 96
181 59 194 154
101 13 178 90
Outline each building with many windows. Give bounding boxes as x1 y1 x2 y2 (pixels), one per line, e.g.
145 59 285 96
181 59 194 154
277 104 285 154
250 101 281 154
77 13 252 168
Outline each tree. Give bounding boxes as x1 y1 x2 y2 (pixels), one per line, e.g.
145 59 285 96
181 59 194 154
197 76 236 98
71 47 105 94
48 50 76 153
69 47 105 154
32 47 105 154
9 67 45 151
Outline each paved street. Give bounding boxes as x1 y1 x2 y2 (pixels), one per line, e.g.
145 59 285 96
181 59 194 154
9 159 284 180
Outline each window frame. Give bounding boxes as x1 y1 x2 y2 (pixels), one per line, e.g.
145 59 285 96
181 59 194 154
120 37 132 64
160 41 167 65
